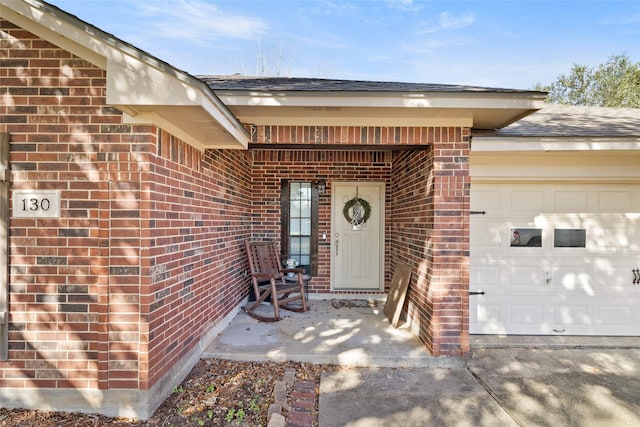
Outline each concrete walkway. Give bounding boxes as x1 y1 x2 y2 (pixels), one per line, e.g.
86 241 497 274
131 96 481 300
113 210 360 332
204 298 640 426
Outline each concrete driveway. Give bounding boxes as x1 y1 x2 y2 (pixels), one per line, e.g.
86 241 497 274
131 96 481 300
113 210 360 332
319 347 640 427
466 347 640 427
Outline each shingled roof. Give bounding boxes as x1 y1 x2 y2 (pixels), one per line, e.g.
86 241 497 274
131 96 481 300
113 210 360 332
474 104 640 138
199 75 543 94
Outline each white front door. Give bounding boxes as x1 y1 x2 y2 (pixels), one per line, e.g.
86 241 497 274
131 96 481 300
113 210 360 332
331 182 384 290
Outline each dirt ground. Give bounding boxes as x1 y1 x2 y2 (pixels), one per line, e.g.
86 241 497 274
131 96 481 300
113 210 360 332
0 359 331 427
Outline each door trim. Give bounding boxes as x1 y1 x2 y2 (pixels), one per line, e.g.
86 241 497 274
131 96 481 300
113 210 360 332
330 182 385 291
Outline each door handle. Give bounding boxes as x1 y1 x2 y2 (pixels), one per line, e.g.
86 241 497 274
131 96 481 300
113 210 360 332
633 268 640 285
335 233 339 256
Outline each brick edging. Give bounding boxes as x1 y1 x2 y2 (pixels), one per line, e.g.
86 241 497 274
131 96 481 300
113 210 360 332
267 368 318 427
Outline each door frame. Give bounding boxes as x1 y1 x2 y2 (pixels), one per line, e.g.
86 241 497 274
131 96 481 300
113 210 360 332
330 181 385 292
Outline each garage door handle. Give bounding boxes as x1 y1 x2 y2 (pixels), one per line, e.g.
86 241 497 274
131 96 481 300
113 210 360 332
633 268 640 285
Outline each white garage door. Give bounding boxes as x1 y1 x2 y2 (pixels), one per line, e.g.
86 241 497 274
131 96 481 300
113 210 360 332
470 183 640 335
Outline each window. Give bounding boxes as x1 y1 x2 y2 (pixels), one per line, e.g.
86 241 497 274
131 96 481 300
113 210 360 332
288 182 312 266
554 229 586 248
510 228 542 247
281 181 319 275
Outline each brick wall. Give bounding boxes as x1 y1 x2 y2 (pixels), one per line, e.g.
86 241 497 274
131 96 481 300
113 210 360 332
0 18 252 413
390 130 470 356
144 136 251 387
250 124 442 147
251 149 392 293
2 18 135 391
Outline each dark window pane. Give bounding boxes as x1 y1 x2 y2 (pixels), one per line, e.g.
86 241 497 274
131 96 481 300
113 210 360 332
554 229 586 248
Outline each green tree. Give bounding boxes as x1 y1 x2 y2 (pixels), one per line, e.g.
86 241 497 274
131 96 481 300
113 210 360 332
533 54 640 107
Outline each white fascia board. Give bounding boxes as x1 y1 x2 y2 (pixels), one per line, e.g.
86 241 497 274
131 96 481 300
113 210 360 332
472 136 640 152
232 116 474 127
216 91 546 110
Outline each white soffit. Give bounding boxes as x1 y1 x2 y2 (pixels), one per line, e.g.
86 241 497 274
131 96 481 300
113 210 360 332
2 0 249 150
216 91 545 129
472 136 640 152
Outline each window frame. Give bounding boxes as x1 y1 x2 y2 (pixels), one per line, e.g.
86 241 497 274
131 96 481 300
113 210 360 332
0 133 8 360
281 180 319 276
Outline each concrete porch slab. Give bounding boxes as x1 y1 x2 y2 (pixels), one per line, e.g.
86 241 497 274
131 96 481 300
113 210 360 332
203 298 462 368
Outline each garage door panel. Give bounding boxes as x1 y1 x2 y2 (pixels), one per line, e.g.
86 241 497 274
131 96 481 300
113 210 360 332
554 301 637 335
473 300 502 334
472 259 554 294
511 266 548 288
471 296 555 334
593 262 640 294
598 190 632 211
511 190 543 212
596 304 633 326
585 216 640 254
472 266 499 288
471 182 640 336
593 302 640 335
471 189 500 211
553 303 591 330
509 303 546 325
554 190 588 211
470 221 506 248
553 267 595 296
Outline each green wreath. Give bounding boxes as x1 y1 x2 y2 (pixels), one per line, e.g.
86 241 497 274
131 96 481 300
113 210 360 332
342 197 371 226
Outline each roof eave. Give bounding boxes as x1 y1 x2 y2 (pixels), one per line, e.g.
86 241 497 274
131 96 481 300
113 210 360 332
214 90 546 129
472 135 640 152
215 89 546 107
2 0 249 149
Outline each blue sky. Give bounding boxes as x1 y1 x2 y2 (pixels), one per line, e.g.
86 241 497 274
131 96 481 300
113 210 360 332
47 0 640 89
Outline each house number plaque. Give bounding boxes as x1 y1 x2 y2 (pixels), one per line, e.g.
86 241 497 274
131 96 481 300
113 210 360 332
13 190 61 218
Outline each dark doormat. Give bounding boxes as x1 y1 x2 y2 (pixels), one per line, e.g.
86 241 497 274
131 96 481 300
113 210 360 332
331 299 378 309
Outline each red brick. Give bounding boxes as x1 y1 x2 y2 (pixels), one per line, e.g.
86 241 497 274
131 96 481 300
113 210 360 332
1 16 471 406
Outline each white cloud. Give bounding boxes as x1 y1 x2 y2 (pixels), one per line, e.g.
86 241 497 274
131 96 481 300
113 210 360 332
417 11 475 34
601 13 640 25
384 0 423 13
400 36 469 54
133 0 268 43
308 0 359 17
438 12 474 30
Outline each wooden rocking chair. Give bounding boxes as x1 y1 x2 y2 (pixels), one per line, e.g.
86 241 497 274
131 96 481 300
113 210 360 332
243 240 309 322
